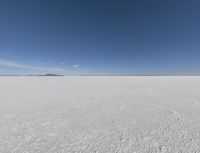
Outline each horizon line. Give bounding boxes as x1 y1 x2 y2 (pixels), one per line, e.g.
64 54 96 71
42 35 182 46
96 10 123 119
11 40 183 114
1 74 200 76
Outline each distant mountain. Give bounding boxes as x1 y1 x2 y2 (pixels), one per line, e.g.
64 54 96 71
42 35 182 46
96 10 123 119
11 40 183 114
39 74 64 76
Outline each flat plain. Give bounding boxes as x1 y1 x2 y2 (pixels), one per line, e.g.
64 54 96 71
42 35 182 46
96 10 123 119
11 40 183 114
0 76 200 153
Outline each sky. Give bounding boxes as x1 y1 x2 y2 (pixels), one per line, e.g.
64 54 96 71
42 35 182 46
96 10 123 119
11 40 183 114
0 0 200 75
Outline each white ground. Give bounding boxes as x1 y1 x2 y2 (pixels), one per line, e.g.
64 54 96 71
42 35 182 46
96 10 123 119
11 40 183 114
0 76 200 153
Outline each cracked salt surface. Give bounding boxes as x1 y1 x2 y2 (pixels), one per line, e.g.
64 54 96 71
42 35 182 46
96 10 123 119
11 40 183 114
0 76 200 152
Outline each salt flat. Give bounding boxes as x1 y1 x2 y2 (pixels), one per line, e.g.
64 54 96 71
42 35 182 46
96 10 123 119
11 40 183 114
0 76 200 153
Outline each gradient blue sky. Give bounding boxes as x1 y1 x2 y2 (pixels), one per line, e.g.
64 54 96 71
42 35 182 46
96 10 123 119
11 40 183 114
1 0 200 75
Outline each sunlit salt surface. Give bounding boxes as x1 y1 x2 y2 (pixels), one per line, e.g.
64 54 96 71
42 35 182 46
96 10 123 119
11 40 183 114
0 76 200 152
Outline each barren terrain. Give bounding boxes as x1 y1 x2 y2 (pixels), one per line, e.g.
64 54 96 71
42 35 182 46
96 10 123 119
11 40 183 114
0 76 200 153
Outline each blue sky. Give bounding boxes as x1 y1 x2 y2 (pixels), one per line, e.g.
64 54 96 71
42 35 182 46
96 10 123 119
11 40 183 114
1 0 200 75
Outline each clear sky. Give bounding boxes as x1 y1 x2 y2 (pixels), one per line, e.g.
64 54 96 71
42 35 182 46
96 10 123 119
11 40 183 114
0 0 200 75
